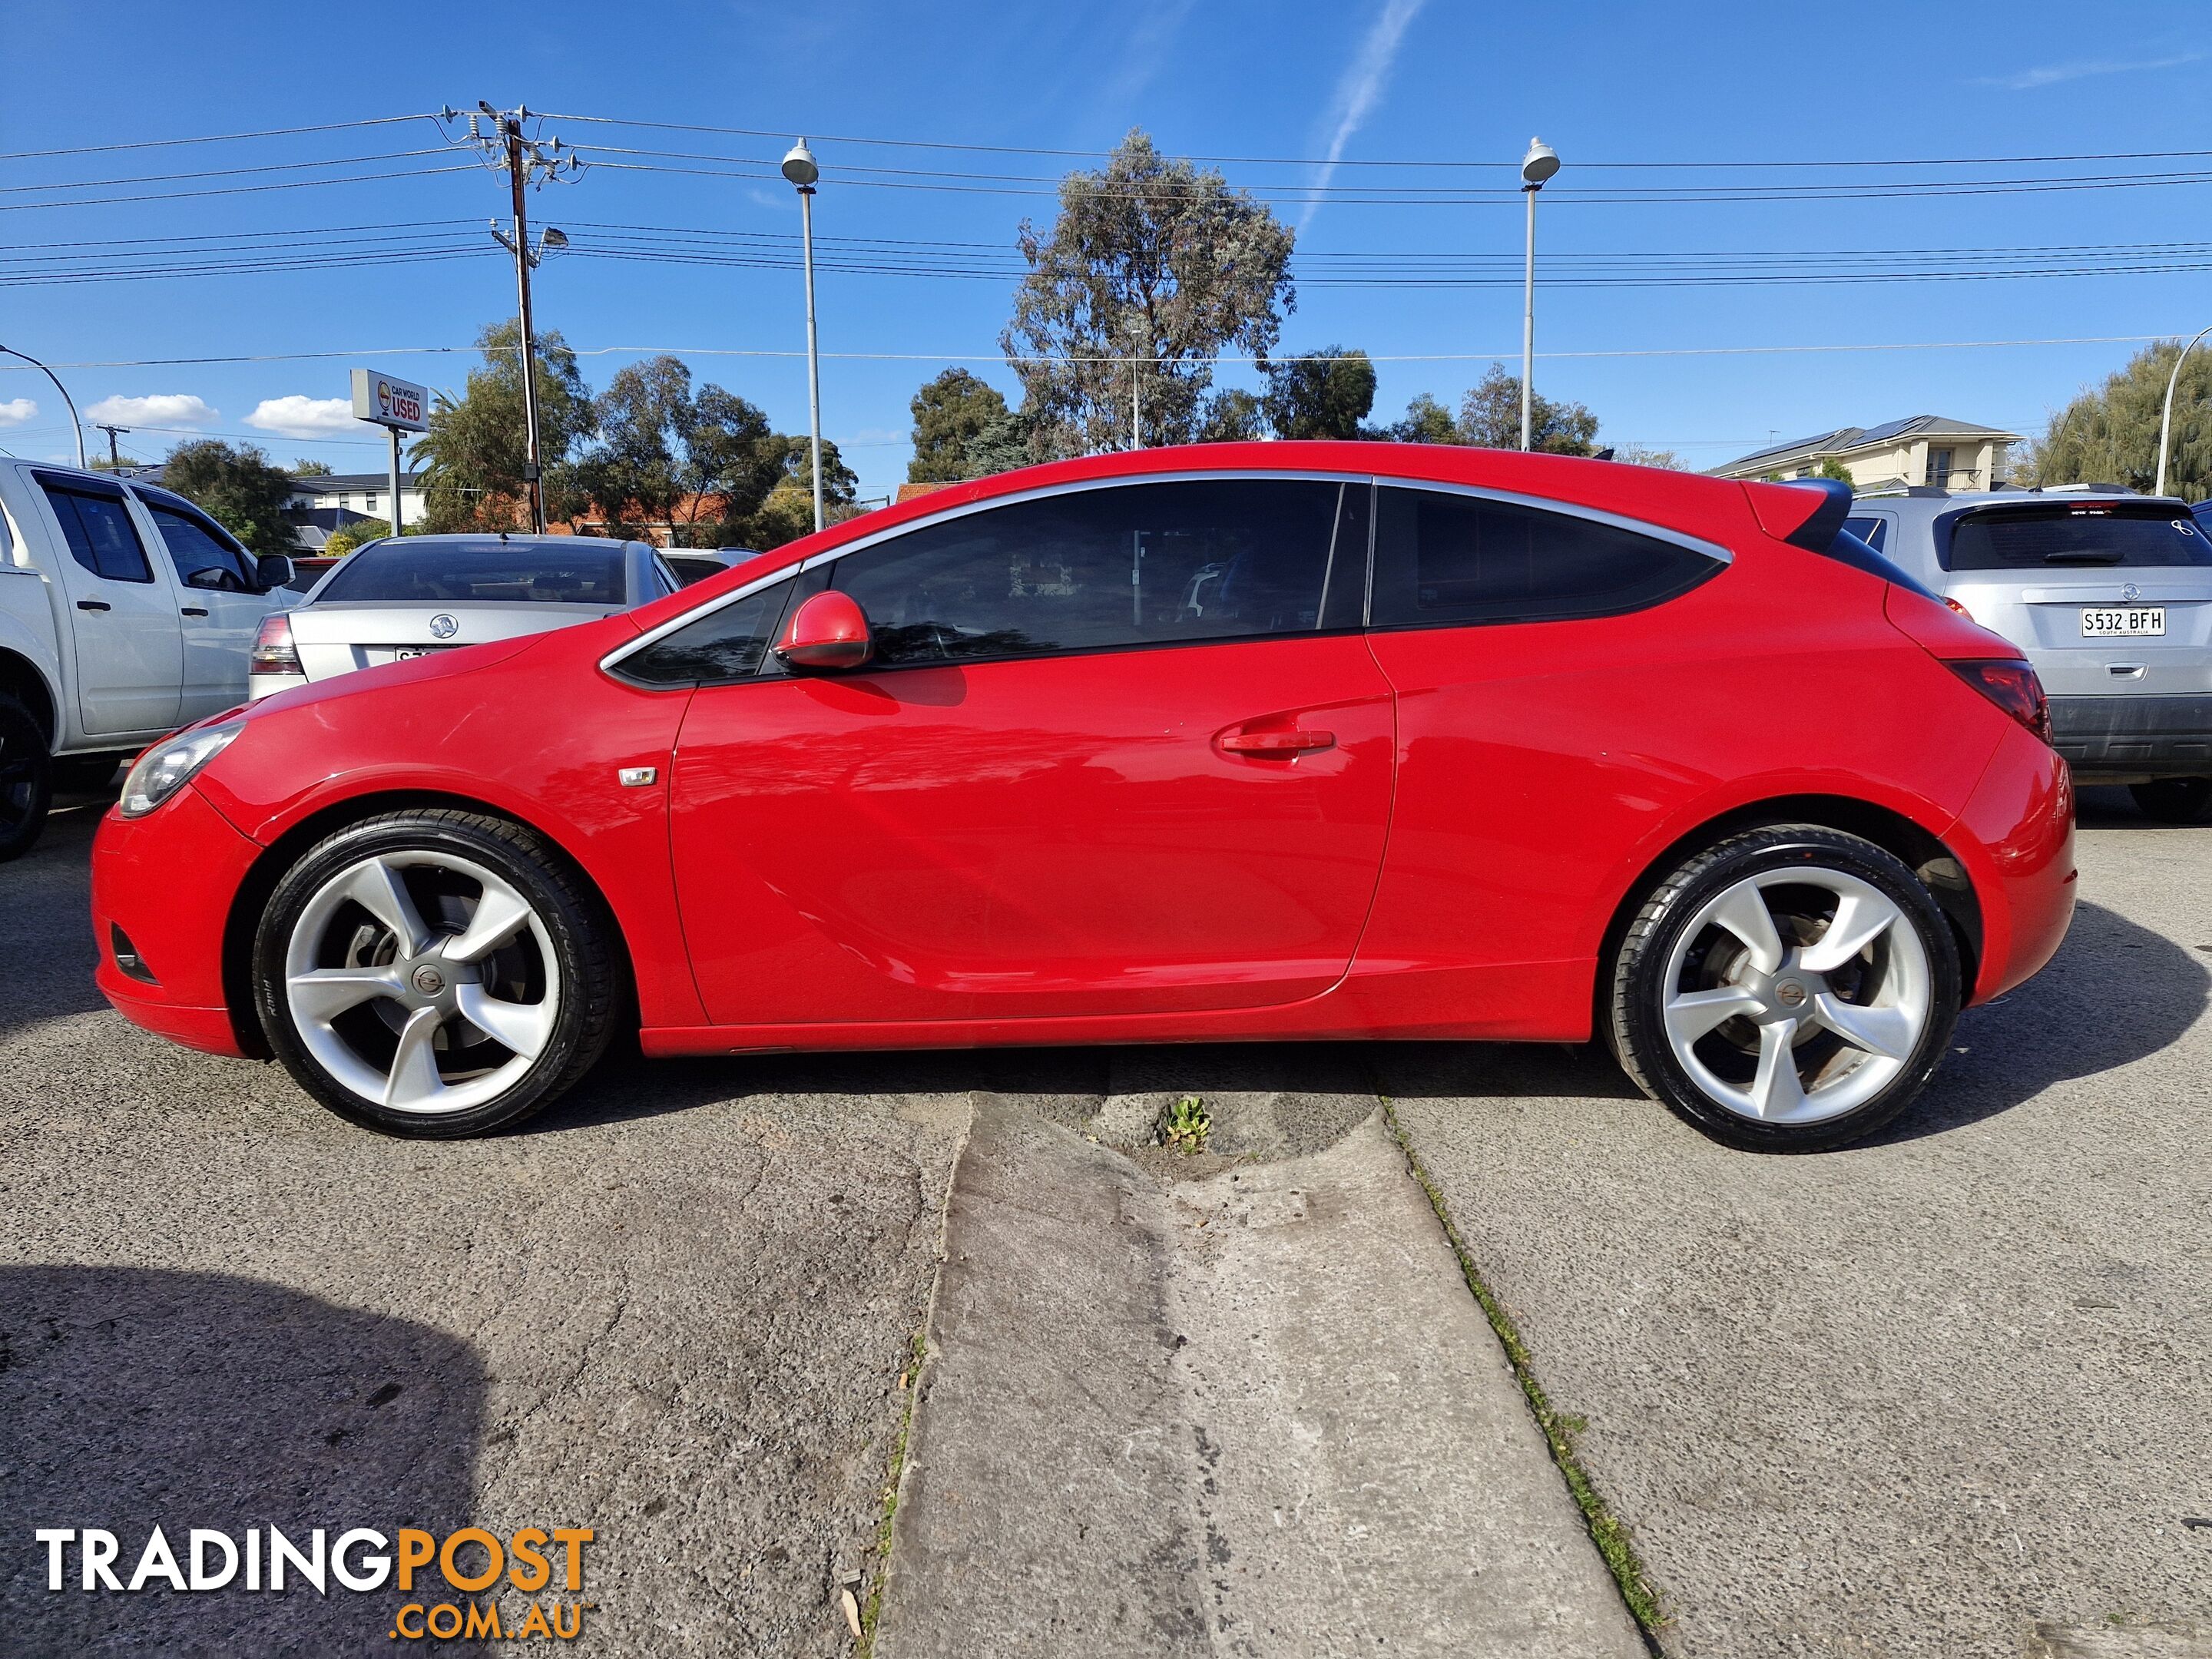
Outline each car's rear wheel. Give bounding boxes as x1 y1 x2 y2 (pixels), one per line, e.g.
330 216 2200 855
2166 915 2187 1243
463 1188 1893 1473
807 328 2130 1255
2128 777 2212 825
0 694 55 863
253 810 623 1137
1608 826 1962 1152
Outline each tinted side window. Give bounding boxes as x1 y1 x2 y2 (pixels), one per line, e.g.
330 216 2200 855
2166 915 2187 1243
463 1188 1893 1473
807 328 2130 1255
829 478 1359 670
40 481 154 583
1370 487 1719 628
143 498 256 590
618 584 786 686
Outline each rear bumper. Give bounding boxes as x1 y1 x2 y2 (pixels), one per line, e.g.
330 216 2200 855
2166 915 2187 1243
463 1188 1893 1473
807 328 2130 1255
2049 693 2212 779
90 785 263 1059
1951 725 2076 1002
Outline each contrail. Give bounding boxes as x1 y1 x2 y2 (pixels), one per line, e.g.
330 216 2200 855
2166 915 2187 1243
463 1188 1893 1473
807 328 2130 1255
1302 0 1429 232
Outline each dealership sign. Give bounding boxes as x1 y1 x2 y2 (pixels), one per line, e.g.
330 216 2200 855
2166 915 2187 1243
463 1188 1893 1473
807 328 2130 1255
350 369 429 432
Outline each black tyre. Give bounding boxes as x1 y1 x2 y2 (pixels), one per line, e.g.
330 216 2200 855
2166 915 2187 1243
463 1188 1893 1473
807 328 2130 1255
1608 826 1962 1153
0 694 55 863
2129 778 2212 825
253 809 625 1137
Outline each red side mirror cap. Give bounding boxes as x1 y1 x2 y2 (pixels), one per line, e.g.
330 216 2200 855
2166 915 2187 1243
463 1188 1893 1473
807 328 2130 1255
775 590 873 672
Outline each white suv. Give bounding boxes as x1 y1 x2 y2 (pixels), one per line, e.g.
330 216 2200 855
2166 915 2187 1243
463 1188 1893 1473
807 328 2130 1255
0 459 293 857
1848 486 2212 822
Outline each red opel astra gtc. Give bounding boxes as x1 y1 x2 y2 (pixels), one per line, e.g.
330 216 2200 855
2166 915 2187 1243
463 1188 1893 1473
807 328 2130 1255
90 445 2075 1151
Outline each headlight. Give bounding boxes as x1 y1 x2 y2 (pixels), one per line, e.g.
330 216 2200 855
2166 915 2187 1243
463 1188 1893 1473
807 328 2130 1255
119 717 247 818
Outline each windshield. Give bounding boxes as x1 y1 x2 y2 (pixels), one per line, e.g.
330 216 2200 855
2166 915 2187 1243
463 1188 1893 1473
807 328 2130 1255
315 539 628 604
1945 502 2212 571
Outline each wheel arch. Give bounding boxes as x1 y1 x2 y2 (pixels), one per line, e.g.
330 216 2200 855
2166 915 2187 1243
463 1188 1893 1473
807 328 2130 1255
220 787 640 1059
1590 793 1982 1039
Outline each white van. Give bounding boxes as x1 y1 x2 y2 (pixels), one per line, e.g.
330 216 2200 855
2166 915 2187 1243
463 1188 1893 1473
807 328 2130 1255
0 459 293 858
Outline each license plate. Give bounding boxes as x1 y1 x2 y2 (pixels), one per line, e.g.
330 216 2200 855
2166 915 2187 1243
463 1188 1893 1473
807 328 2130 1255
390 646 445 661
2080 607 2164 637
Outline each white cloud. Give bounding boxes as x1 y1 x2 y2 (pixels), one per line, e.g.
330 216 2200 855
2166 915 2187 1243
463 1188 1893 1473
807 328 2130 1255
83 393 218 427
1976 50 2202 90
0 397 35 427
1303 0 1430 231
244 395 358 439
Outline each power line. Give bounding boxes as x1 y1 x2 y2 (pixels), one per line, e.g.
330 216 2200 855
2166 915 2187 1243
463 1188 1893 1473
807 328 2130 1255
0 333 2180 373
0 147 460 196
535 114 2212 173
0 114 440 163
0 164 479 214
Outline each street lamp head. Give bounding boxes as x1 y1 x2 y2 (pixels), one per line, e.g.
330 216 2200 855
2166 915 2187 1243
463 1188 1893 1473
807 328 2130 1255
541 227 568 250
1520 137 1560 188
781 138 820 190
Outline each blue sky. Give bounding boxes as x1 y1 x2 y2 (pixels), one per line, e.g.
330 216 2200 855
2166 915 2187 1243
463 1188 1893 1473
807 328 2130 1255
2 0 2207 498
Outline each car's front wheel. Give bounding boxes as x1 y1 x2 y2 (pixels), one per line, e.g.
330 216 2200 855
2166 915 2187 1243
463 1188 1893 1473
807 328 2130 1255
253 809 624 1137
2129 777 2212 825
0 694 54 863
1608 826 1962 1152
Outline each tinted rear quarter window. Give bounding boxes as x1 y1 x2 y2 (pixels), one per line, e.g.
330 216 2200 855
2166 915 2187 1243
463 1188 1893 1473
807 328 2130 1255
39 480 154 583
316 540 628 604
1843 514 1888 551
1945 503 2212 571
1369 485 1719 628
828 478 1363 669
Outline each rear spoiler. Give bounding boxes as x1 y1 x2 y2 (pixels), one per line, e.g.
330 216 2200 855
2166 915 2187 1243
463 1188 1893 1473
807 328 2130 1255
1742 477 1853 550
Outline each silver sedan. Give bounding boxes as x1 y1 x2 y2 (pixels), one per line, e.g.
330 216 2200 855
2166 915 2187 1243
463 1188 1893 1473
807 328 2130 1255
248 534 680 700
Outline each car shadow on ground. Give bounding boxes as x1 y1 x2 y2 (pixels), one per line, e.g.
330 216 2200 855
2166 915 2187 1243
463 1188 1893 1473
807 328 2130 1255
539 898 2204 1153
1876 897 2209 1143
0 1266 487 1657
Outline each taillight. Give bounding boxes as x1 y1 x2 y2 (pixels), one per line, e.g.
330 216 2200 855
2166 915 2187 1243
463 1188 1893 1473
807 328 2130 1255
1949 658 2051 744
1942 595 1972 618
249 613 303 677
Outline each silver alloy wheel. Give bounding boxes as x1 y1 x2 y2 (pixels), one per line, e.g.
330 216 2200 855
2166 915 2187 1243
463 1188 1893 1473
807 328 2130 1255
1660 866 1931 1126
282 850 560 1115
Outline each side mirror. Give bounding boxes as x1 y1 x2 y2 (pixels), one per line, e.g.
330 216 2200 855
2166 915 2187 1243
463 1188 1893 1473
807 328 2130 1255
774 591 873 672
255 555 296 591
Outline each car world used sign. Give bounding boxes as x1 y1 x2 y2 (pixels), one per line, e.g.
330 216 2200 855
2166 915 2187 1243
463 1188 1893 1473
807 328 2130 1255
349 369 429 432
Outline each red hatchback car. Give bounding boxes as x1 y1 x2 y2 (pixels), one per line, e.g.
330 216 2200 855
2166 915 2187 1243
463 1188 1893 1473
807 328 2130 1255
91 445 2074 1150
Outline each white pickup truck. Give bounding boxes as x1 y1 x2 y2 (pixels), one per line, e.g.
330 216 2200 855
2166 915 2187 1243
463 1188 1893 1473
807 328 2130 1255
0 459 293 859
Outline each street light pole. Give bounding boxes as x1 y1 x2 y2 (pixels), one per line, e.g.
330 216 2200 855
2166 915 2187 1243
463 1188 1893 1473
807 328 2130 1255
0 343 87 468
1518 138 1560 453
2154 323 2212 498
783 139 825 534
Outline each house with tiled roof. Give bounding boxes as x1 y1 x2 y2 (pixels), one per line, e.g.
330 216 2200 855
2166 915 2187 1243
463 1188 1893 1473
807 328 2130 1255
1709 416 2023 492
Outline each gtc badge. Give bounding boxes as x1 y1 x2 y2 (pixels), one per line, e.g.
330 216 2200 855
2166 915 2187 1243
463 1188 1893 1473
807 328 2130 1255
429 613 459 640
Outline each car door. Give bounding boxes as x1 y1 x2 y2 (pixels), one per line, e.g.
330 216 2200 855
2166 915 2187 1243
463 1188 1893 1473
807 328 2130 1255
134 488 278 721
647 475 1393 1027
33 472 184 736
1355 482 1741 1006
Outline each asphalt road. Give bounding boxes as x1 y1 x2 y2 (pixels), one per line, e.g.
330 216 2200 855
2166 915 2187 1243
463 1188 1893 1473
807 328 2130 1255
0 801 1026 1657
3 789 2207 1657
1384 790 2212 1657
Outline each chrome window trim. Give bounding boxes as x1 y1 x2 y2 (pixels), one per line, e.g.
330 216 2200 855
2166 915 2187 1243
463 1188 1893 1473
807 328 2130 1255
598 467 1731 677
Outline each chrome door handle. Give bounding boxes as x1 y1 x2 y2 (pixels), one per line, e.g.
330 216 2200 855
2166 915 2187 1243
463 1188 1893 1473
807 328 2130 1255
76 599 111 612
1217 728 1336 757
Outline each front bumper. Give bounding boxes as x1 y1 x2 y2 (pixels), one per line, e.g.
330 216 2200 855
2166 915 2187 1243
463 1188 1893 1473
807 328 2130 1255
91 785 264 1058
2049 693 2212 780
